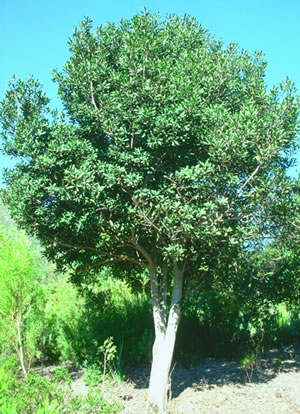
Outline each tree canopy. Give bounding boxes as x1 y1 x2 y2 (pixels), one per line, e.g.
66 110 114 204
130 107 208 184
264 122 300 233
1 14 299 276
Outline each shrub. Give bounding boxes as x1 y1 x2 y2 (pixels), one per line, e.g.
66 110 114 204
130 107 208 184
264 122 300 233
0 356 122 414
178 286 300 361
78 269 153 367
38 269 153 370
41 277 85 362
0 226 45 375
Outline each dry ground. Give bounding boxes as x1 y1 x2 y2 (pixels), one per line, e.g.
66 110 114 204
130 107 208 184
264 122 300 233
102 345 300 414
38 345 300 413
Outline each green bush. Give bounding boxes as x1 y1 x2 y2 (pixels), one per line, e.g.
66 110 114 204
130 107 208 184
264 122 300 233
177 286 300 362
40 268 298 368
0 357 121 414
0 356 18 413
78 270 153 368
0 226 46 375
34 268 153 374
41 277 85 362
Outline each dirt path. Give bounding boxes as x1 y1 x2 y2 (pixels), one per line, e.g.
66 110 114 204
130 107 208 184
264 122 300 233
103 345 300 413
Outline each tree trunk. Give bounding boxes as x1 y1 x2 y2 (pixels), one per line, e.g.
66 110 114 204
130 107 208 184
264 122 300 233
16 317 28 377
147 263 183 414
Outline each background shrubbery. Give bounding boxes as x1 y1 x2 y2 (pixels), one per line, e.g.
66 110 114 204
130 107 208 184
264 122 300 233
177 289 300 363
40 269 153 368
1 218 298 370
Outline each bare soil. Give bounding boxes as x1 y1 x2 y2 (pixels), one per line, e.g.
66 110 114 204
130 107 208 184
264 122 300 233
36 345 300 413
103 345 300 414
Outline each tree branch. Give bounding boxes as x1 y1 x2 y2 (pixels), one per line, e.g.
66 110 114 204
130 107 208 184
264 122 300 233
161 262 168 325
57 241 102 253
238 165 261 194
90 254 146 269
90 80 99 111
128 231 154 266
130 195 162 234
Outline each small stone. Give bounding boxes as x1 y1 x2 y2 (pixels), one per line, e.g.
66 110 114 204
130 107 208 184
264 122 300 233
121 394 133 401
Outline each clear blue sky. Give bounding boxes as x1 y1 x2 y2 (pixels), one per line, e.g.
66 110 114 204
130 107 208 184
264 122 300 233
1 0 300 186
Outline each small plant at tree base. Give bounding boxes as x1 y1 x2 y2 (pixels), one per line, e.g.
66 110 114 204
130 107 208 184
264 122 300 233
74 388 122 414
53 366 72 384
271 357 283 373
240 354 256 383
98 337 117 391
84 362 103 387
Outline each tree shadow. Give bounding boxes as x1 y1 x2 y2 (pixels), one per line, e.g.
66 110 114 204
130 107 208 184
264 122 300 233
126 345 300 399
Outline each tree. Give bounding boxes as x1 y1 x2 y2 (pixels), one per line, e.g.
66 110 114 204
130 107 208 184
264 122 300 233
1 13 299 413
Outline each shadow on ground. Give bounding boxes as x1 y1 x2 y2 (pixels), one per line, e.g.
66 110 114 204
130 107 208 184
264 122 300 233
126 345 300 398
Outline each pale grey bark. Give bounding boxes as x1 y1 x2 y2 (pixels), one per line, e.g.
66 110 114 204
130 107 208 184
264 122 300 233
147 262 184 414
16 317 28 377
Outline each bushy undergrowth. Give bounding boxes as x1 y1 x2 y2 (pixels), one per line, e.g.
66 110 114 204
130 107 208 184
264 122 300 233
177 288 300 362
42 270 299 368
38 270 153 369
0 356 121 414
78 270 153 368
40 276 85 362
1 261 299 374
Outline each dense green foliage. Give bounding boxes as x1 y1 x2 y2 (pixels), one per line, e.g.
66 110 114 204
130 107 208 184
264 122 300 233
0 208 153 369
0 225 44 375
0 356 121 414
1 12 299 287
41 271 153 366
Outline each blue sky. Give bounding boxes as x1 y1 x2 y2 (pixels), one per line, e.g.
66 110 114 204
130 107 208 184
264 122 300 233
1 0 300 186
